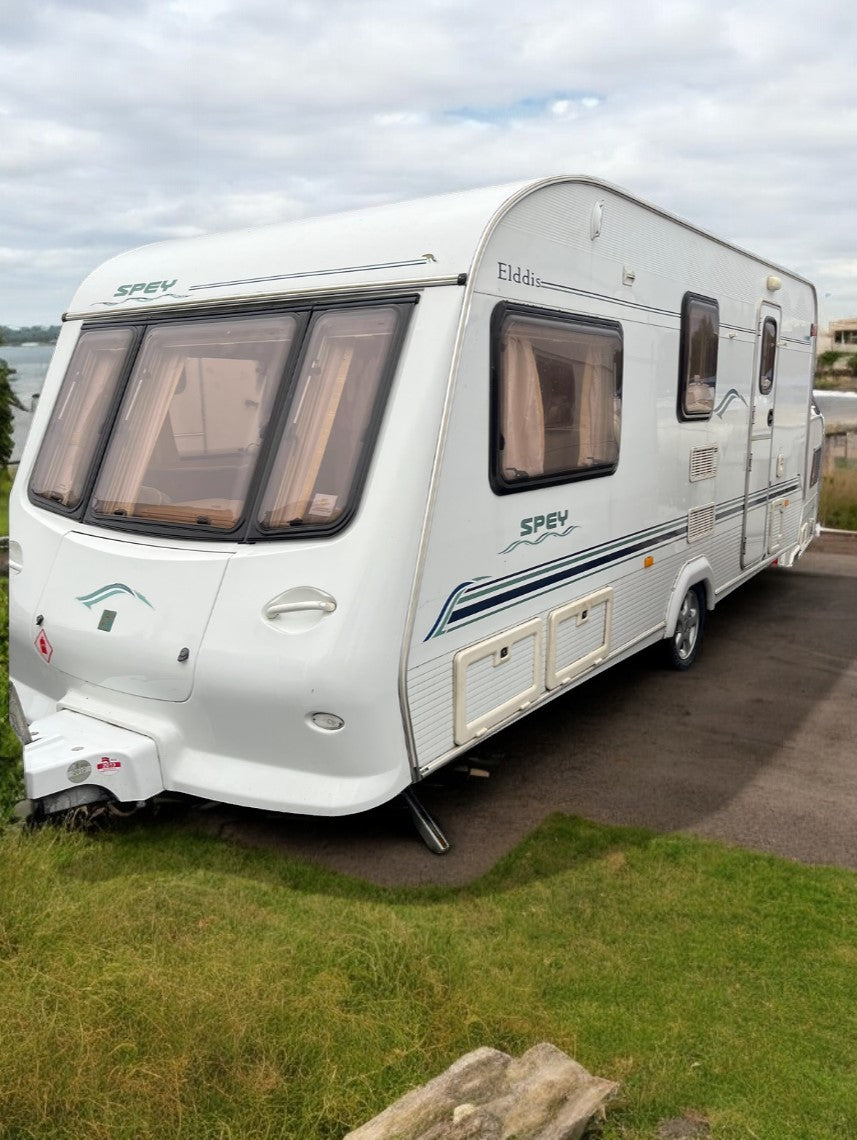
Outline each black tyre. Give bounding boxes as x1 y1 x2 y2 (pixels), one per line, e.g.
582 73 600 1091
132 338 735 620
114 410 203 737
665 584 705 671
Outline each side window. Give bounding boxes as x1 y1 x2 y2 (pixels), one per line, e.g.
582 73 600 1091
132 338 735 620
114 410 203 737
678 294 719 420
759 317 777 394
491 307 622 493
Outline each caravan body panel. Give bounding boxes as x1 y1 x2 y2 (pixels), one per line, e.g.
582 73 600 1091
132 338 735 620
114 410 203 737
9 177 819 819
404 179 816 773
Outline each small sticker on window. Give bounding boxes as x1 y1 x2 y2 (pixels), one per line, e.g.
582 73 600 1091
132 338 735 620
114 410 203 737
309 493 338 519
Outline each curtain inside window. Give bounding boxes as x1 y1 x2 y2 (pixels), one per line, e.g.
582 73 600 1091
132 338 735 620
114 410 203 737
95 350 186 512
29 329 133 509
578 342 615 467
258 307 397 530
501 333 545 478
266 339 354 526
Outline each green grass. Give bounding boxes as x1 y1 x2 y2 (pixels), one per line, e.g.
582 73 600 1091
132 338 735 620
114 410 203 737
2 469 25 818
820 464 857 530
1 576 24 822
0 465 12 535
2 465 856 1138
0 816 855 1139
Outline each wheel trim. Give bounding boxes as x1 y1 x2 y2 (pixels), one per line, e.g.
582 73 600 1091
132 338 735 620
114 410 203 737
674 593 700 660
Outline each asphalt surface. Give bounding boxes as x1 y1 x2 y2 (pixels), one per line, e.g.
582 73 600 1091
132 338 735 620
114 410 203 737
201 534 857 885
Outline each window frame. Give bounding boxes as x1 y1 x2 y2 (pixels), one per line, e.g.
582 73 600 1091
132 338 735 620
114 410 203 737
677 292 719 422
28 297 415 543
489 301 623 496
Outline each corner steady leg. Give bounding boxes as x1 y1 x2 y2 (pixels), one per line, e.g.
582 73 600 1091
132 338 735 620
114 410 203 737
400 786 450 855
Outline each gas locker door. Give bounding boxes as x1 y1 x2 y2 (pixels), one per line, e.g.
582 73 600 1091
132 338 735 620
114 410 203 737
741 302 781 568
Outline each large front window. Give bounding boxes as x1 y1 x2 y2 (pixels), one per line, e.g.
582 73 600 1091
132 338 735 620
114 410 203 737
92 316 296 530
29 302 408 538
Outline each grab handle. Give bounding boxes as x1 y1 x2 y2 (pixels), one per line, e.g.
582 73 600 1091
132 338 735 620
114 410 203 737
262 587 338 631
264 598 336 618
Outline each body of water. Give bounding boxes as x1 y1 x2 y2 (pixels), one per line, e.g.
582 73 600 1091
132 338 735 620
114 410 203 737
2 343 54 400
1 343 54 463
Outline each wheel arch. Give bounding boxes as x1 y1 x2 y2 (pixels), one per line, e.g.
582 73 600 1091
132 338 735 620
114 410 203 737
665 557 715 639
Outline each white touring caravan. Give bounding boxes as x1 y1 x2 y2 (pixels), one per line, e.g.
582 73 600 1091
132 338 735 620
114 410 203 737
8 176 822 850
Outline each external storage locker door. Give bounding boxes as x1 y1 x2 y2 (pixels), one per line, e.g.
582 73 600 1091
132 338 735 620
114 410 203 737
546 588 613 690
768 497 789 554
453 619 543 747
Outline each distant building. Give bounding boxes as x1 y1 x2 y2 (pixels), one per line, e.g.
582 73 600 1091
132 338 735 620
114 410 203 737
818 317 857 355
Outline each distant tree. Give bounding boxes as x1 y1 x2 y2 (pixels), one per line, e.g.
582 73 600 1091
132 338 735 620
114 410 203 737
816 350 841 372
0 330 25 469
847 355 857 379
0 325 60 346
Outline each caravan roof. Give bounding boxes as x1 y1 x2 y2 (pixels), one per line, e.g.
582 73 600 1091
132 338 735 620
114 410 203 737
67 175 815 322
67 180 533 318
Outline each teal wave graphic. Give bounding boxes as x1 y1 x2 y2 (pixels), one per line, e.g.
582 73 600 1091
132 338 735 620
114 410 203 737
77 583 154 610
714 388 748 418
500 525 579 555
94 293 190 307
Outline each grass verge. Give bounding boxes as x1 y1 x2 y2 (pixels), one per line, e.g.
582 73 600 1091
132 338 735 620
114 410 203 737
820 464 857 530
0 816 855 1139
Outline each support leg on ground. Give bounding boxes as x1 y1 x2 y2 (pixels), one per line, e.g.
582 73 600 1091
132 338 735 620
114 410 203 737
400 787 451 855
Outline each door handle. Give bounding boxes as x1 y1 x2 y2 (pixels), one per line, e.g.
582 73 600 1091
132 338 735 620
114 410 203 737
767 409 774 427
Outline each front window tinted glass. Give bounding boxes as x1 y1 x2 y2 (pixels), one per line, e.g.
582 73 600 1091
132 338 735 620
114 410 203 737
679 295 719 420
29 328 133 510
493 309 622 490
91 315 296 531
258 306 399 530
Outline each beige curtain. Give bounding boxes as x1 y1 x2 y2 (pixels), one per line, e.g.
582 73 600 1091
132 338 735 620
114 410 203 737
95 350 186 510
501 334 544 478
266 338 354 525
259 308 397 529
32 331 132 507
578 342 615 467
39 354 119 504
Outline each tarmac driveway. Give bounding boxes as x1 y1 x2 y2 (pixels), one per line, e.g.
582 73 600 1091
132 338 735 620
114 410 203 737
208 534 857 886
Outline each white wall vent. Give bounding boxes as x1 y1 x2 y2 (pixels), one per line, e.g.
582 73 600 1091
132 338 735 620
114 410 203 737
689 446 718 482
687 505 716 543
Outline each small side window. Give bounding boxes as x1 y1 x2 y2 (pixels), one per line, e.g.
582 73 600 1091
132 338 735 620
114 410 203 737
759 317 777 395
678 294 719 421
491 307 622 493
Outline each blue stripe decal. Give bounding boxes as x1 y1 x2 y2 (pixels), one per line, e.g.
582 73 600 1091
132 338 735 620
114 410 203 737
426 479 802 639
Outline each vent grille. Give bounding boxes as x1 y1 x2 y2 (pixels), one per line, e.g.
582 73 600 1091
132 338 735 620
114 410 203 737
689 446 718 482
687 504 716 543
810 446 822 488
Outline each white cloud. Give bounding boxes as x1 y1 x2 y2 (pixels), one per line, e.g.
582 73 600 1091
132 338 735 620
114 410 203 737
0 0 855 326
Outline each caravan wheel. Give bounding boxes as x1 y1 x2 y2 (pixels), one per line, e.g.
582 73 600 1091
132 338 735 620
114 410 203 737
666 585 705 671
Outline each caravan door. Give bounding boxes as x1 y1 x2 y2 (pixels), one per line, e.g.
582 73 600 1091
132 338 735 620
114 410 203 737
741 302 781 567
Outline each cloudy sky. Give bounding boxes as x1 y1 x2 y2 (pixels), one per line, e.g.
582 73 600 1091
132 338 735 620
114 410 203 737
1 0 855 329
